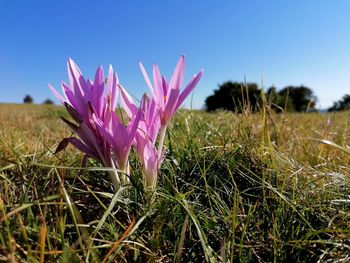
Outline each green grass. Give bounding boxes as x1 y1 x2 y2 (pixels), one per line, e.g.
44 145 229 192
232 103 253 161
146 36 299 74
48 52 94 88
0 103 349 262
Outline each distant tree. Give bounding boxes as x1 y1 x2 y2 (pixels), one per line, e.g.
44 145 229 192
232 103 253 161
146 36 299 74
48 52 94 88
267 85 317 112
23 95 34 104
205 81 261 112
328 94 350 112
43 98 54 105
279 86 317 112
266 86 281 107
206 83 317 113
266 86 277 101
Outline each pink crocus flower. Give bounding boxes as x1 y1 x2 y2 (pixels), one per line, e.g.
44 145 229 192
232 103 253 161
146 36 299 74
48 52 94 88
49 59 119 185
139 55 203 127
136 96 162 187
119 86 162 187
94 109 141 174
50 56 203 191
120 86 160 150
141 142 160 187
50 58 118 123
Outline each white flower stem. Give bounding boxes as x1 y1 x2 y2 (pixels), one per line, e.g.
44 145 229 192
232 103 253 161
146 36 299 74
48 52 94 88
109 158 121 191
125 162 130 184
119 163 130 185
157 124 167 158
145 169 158 190
110 170 121 191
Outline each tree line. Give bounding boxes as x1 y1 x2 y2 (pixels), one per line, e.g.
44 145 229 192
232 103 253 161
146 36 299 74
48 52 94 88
23 95 54 105
23 85 350 112
205 81 348 112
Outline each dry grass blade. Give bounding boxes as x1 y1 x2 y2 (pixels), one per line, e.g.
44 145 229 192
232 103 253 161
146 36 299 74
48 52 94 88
175 214 189 262
301 137 350 154
39 220 47 263
0 203 33 224
101 218 136 263
86 186 130 261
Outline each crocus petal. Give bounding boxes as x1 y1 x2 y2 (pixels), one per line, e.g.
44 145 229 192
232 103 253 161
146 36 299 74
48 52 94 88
149 118 160 143
93 114 115 152
107 65 119 111
140 93 150 112
176 69 203 109
48 84 65 104
62 101 83 123
143 96 160 142
93 66 105 117
110 114 128 150
119 85 138 118
94 66 104 90
163 88 180 124
128 107 142 146
61 117 78 132
61 82 82 114
139 62 155 98
67 58 86 99
54 138 69 154
65 137 97 158
66 59 88 116
109 115 132 169
153 64 164 108
87 78 93 85
148 98 158 123
161 76 170 106
103 109 113 129
87 102 98 131
142 142 159 187
169 55 185 91
135 133 147 157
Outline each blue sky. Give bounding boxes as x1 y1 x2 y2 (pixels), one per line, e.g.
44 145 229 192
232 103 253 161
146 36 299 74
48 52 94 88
1 0 350 109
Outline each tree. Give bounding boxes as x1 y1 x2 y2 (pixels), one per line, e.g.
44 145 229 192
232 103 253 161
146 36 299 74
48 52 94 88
205 83 317 113
43 98 54 105
266 86 284 110
266 85 317 112
266 86 278 102
328 94 350 112
23 95 33 104
205 81 261 112
279 86 316 112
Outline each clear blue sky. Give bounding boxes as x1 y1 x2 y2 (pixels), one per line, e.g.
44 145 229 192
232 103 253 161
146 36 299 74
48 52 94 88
1 0 350 109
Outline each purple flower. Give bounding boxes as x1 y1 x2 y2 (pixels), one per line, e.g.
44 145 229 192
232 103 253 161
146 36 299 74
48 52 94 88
120 87 162 186
50 58 118 123
93 109 141 173
49 58 119 167
120 86 160 150
139 55 203 127
50 56 203 190
141 142 160 187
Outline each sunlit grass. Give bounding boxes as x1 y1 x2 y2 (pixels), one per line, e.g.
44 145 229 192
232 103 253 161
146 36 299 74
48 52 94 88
0 103 349 262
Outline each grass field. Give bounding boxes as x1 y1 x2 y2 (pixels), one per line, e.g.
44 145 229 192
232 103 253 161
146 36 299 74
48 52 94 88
0 103 349 262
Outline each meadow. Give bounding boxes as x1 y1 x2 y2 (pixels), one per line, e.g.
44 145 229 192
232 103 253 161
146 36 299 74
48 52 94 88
0 103 349 262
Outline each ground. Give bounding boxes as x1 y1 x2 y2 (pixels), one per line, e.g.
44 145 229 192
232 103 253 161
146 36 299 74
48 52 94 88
0 104 349 262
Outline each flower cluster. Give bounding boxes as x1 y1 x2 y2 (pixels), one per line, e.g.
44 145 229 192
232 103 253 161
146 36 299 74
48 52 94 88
50 56 203 190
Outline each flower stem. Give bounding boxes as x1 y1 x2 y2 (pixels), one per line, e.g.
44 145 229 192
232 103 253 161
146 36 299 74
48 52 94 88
125 162 130 184
157 124 167 158
119 163 130 185
110 170 120 191
109 159 121 191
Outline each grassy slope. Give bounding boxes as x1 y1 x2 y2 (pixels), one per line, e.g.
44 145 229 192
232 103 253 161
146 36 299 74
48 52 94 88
0 103 349 262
